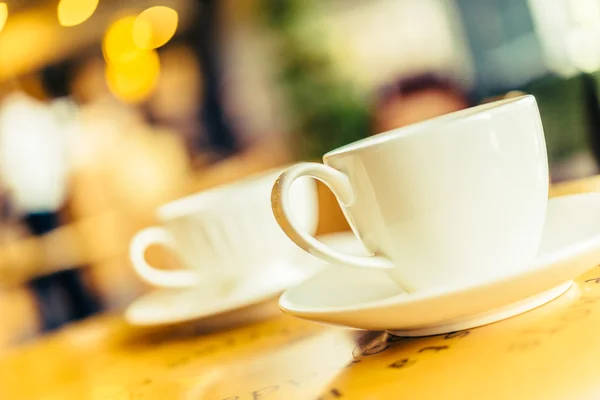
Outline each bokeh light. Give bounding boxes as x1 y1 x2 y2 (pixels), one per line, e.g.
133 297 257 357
102 16 138 64
133 6 178 50
57 0 98 27
0 3 7 34
105 48 160 103
102 15 162 103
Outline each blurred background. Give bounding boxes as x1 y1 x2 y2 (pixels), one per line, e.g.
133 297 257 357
1 0 600 352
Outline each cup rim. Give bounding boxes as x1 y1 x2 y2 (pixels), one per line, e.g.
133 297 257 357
323 94 536 160
156 165 286 220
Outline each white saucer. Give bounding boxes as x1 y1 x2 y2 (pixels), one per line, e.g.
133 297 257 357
125 257 321 326
280 193 600 336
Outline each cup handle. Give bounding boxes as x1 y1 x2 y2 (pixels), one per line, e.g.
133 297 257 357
129 226 202 288
272 162 394 270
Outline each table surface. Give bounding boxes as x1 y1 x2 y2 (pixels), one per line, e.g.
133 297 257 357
2 175 600 400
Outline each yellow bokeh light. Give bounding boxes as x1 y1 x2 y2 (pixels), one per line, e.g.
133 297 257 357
105 49 160 103
57 0 98 27
102 13 166 103
133 6 178 50
102 16 138 64
0 3 8 34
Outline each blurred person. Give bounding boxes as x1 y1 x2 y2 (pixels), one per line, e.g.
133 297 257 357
0 90 101 331
44 56 192 308
371 73 471 134
307 74 470 237
0 92 70 215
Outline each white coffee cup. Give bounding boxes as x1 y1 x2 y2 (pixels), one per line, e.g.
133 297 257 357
272 95 548 293
130 167 318 288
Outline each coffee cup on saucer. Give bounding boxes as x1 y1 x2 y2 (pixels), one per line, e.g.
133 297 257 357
272 95 548 293
130 167 318 290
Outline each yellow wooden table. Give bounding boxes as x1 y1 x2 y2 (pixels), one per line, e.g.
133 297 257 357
2 175 600 400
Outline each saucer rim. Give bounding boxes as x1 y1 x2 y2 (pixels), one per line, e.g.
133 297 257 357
125 258 319 326
125 285 279 326
280 192 600 316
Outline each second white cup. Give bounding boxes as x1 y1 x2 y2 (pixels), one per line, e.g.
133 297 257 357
130 167 318 289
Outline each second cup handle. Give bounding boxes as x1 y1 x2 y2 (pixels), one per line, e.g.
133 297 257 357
272 162 394 270
129 226 202 288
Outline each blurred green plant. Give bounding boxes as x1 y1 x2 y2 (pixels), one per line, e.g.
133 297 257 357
524 74 591 163
259 0 370 160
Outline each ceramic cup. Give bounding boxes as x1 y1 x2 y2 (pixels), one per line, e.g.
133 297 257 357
272 95 548 293
130 167 318 288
